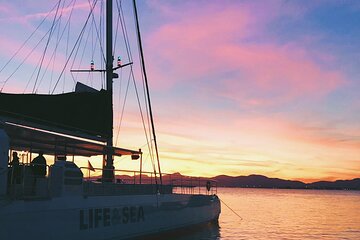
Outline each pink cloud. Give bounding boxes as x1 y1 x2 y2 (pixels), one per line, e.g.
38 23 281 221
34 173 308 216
0 4 12 15
0 2 108 94
0 2 90 28
0 37 66 73
146 4 250 87
145 1 346 106
215 44 344 106
0 36 69 93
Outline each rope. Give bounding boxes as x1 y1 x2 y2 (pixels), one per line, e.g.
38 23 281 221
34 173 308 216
32 0 62 93
76 13 93 85
129 67 156 173
36 0 75 93
87 0 106 63
117 0 133 61
115 69 131 145
113 0 120 56
64 0 77 89
220 198 243 221
100 0 105 89
69 26 86 85
1 5 68 93
3 25 52 93
133 0 162 184
23 56 43 93
131 0 154 175
114 68 123 144
0 1 60 77
34 0 77 93
51 0 98 94
49 0 64 94
114 0 157 179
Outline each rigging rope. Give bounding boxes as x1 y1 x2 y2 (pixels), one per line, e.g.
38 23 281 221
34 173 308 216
32 0 62 93
0 1 60 78
51 0 98 94
77 13 94 86
114 68 123 145
0 1 63 92
64 0 77 90
2 24 54 93
113 0 121 56
2 1 161 181
133 0 162 185
49 0 65 93
24 56 44 93
115 0 158 180
100 0 105 89
220 198 243 221
36 0 76 93
129 67 157 177
115 69 131 145
117 0 133 61
69 31 86 84
33 0 77 93
87 0 106 63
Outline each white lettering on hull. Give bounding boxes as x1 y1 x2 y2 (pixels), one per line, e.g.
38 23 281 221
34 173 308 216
80 206 145 230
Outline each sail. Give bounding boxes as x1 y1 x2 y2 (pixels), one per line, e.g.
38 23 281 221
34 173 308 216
0 89 111 140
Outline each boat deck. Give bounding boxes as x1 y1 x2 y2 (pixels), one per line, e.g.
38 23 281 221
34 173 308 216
4 163 217 200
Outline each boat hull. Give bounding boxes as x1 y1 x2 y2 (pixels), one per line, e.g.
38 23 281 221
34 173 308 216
0 193 220 240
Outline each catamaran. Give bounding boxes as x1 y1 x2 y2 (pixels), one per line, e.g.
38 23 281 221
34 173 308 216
0 0 220 239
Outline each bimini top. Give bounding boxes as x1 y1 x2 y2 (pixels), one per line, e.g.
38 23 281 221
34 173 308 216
0 84 111 141
1 121 141 157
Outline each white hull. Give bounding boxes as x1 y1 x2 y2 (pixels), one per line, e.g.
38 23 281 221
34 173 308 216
0 193 220 240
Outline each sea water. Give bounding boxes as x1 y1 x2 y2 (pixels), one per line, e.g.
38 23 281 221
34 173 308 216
170 188 360 240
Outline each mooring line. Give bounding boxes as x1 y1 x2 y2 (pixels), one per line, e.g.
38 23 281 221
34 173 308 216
220 199 243 220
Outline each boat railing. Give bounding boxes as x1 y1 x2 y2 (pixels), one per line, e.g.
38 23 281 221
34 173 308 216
81 166 217 195
6 163 51 199
5 163 217 199
171 178 218 195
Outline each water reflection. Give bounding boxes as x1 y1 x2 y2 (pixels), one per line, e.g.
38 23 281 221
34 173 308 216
137 222 220 240
122 188 360 240
171 222 221 240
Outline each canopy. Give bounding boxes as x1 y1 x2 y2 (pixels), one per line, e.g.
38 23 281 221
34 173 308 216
0 88 111 140
1 122 140 157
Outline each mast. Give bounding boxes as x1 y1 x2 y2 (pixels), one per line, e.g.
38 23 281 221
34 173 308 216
133 0 163 185
105 0 114 181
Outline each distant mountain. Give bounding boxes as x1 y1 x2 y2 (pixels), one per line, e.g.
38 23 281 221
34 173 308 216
212 174 306 189
112 172 360 190
308 178 360 190
211 174 360 190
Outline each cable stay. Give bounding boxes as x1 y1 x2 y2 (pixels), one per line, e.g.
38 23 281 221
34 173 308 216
0 1 61 77
0 0 163 188
51 0 99 94
32 0 62 93
133 0 163 185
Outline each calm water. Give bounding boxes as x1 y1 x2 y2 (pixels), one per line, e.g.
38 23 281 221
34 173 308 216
171 188 360 240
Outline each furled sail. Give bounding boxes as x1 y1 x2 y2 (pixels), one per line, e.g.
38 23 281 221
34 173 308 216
0 84 111 140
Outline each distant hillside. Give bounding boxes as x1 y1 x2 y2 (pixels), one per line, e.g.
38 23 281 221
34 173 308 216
308 178 360 190
211 174 360 190
113 173 360 190
212 174 306 189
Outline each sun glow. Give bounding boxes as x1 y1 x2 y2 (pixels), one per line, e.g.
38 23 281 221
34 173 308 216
0 0 359 182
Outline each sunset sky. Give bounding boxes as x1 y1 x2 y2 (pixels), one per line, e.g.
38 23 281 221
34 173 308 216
0 0 359 182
